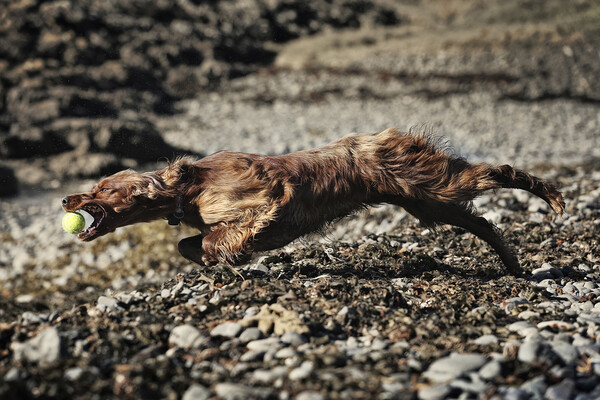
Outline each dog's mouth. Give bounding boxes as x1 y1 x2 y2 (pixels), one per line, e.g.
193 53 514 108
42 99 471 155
76 203 106 241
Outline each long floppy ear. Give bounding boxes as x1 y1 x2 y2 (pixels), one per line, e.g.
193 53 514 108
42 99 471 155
160 156 201 188
126 173 171 202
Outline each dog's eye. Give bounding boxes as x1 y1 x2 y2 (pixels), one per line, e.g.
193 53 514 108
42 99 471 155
99 188 110 193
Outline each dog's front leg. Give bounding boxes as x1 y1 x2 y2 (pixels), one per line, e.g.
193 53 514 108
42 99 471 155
178 234 213 265
201 226 253 265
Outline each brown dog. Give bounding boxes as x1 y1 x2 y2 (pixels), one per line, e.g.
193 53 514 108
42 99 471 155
62 128 564 276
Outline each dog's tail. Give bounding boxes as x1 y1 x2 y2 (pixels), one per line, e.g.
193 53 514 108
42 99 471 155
481 164 565 215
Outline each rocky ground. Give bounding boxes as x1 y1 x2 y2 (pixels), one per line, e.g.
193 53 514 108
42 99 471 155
1 0 600 399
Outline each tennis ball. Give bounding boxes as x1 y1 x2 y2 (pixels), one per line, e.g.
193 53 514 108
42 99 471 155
62 212 86 234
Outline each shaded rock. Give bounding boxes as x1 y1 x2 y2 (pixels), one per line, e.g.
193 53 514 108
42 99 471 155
0 165 18 197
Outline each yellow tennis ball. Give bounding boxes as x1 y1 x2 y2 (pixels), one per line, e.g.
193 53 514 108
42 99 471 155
62 212 86 234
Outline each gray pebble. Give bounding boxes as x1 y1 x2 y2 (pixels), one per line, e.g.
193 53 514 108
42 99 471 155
12 326 62 364
280 331 307 346
296 390 325 400
210 322 243 338
545 378 575 400
479 360 502 380
240 349 265 362
182 384 211 400
169 324 204 348
239 327 264 343
520 375 547 398
503 297 531 314
450 375 489 394
246 337 283 352
550 341 578 364
518 340 541 363
289 360 314 380
275 347 296 359
418 384 451 400
96 296 123 313
214 382 273 400
4 368 24 382
471 334 499 346
251 366 287 383
422 353 487 383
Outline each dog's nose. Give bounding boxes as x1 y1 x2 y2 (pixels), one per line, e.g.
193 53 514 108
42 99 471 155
62 197 70 206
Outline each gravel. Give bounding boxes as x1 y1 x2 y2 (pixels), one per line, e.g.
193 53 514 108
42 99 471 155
2 1 600 399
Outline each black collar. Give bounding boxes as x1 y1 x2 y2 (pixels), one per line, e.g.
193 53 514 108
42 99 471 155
168 195 184 225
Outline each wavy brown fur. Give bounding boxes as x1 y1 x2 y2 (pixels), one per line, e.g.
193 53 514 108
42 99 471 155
62 128 564 276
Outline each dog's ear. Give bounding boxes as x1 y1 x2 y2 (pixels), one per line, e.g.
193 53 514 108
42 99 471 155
161 157 201 187
126 173 166 202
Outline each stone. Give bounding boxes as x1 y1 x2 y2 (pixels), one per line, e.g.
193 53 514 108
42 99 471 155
280 331 307 346
210 322 243 338
423 353 487 383
545 378 575 400
182 384 211 400
246 337 283 352
239 327 264 343
479 360 502 380
214 383 273 400
471 334 499 346
251 366 287 383
12 327 62 364
418 384 452 400
296 391 325 400
169 324 204 348
550 342 577 364
518 340 541 363
96 296 123 313
289 360 314 380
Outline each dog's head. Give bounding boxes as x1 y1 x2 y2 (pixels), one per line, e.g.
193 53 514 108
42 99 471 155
62 169 179 241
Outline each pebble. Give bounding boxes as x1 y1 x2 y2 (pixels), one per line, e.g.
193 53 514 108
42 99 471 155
471 334 499 346
169 324 204 348
506 321 537 337
518 340 540 363
289 360 314 380
502 297 531 314
418 384 452 400
214 382 273 400
239 327 264 343
296 390 325 400
12 326 62 364
422 353 487 383
182 384 211 400
96 296 123 313
545 378 575 400
479 360 502 380
531 263 562 281
280 331 307 346
549 341 577 364
246 337 283 352
210 322 243 338
275 347 296 359
240 349 265 362
252 366 287 383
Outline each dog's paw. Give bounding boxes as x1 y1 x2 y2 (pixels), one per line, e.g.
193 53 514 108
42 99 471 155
201 254 218 266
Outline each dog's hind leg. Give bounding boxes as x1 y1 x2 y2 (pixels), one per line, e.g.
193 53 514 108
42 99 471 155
396 200 522 276
178 234 206 265
433 204 522 276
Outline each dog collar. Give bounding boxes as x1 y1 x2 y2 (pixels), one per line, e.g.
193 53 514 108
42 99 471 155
168 195 184 225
